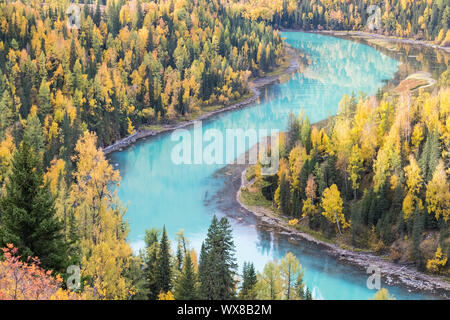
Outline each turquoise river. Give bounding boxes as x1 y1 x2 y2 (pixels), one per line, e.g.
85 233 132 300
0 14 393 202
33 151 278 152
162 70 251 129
110 32 438 300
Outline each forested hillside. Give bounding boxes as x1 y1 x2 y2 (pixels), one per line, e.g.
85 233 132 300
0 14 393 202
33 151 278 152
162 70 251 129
245 70 449 274
0 0 448 300
0 0 283 156
0 0 286 300
230 0 450 45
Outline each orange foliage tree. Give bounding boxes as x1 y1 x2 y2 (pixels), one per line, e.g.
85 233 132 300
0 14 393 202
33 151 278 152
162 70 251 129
0 244 84 300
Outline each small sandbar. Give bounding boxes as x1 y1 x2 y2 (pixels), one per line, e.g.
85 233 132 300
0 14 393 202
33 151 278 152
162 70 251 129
395 71 436 93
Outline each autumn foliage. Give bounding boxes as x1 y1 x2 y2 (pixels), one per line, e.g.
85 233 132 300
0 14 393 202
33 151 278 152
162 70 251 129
0 244 84 300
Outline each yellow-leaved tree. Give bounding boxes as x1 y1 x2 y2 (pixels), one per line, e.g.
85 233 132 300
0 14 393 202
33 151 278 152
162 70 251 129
425 160 449 222
372 288 396 300
402 155 423 220
321 184 349 235
70 131 133 300
0 133 15 188
426 246 448 274
158 291 175 300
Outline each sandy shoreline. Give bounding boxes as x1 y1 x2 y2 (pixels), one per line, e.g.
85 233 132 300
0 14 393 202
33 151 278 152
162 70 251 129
103 46 300 156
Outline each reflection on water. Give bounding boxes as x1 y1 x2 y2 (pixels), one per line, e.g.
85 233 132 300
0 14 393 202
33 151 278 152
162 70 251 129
339 34 449 88
110 32 442 300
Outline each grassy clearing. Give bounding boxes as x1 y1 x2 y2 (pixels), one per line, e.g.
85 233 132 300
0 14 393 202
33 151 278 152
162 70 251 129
141 124 165 132
239 181 273 208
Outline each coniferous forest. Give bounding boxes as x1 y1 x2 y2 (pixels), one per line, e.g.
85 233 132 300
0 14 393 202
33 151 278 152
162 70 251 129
0 0 448 302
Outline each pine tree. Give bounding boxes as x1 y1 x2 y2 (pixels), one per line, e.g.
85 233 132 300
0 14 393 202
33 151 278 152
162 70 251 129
239 262 257 299
23 112 45 162
305 286 313 300
176 241 183 273
38 78 51 121
198 241 211 298
143 228 160 300
175 251 199 300
94 0 101 26
69 37 77 71
295 273 306 299
419 130 440 182
0 141 68 272
0 90 14 138
199 215 237 300
175 231 186 273
286 112 300 152
136 0 144 29
157 226 172 294
276 172 291 216
300 116 312 153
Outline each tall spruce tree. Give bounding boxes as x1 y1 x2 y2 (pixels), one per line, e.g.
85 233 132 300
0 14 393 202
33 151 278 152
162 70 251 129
143 228 160 300
199 215 237 300
418 130 440 182
157 226 172 294
0 141 68 272
239 262 257 299
175 251 199 300
286 112 300 153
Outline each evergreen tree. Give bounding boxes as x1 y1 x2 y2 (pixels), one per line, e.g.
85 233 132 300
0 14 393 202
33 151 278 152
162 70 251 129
0 90 14 138
38 78 51 121
143 228 160 300
239 262 257 299
135 0 144 29
157 226 172 294
199 215 237 300
305 286 313 300
22 112 45 162
175 251 199 300
175 230 186 273
300 116 312 153
286 112 300 152
94 0 101 26
176 240 184 273
295 273 306 300
69 37 77 71
0 141 68 272
198 241 210 298
277 172 291 216
418 130 440 182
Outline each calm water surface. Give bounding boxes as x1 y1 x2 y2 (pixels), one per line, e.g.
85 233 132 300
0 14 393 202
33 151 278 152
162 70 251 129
110 32 438 299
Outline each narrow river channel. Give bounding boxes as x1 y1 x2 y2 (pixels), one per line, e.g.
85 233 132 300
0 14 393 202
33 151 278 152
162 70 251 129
110 32 439 299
